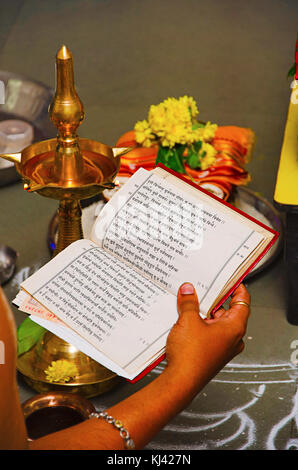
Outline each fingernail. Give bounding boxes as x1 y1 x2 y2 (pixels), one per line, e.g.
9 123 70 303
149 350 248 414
180 283 195 295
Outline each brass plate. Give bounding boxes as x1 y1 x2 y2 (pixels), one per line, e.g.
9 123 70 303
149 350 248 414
17 331 122 398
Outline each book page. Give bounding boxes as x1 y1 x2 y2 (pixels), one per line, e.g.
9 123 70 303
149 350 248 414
91 168 265 317
21 239 177 375
28 313 166 380
14 289 168 380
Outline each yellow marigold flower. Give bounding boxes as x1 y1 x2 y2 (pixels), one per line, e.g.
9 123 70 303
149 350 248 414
146 96 200 148
202 121 218 141
44 360 78 383
200 142 217 170
179 95 199 118
134 120 156 147
196 121 218 142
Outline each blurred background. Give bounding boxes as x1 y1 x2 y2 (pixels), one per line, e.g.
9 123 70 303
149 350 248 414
0 0 297 450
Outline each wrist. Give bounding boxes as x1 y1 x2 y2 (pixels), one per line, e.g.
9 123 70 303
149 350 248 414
162 359 217 400
159 363 204 404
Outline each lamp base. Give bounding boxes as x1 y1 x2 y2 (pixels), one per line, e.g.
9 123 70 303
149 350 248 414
17 331 122 398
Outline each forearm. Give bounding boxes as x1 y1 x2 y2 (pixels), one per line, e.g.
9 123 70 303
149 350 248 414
103 366 202 449
0 289 29 450
0 382 29 450
30 281 250 451
30 366 205 450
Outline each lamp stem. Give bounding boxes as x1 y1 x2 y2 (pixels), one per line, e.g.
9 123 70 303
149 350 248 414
54 199 83 256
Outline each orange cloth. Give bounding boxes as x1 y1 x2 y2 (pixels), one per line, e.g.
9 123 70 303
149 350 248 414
115 126 254 199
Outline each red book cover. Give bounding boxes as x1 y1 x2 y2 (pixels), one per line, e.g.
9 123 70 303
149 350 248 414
128 164 279 383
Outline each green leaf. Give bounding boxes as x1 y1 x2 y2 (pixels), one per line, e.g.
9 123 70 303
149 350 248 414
155 146 170 165
187 151 201 169
288 63 296 78
155 146 186 173
185 141 203 169
17 317 46 356
193 140 202 152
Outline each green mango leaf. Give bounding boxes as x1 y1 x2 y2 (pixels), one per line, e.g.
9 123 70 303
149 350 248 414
187 151 201 169
155 145 186 173
193 141 202 152
288 63 296 78
17 317 46 356
186 141 203 169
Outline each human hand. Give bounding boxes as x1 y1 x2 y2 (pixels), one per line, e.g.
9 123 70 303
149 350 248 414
165 282 250 391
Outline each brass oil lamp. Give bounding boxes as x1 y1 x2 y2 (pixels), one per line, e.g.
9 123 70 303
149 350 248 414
0 46 129 397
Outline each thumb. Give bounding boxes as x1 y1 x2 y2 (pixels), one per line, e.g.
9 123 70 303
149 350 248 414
177 282 200 319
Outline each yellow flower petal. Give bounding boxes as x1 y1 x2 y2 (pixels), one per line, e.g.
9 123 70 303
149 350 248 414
44 360 78 383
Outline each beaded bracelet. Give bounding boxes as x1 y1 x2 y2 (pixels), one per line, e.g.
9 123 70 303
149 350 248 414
89 411 135 450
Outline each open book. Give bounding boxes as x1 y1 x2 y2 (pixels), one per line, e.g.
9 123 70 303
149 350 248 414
14 165 278 381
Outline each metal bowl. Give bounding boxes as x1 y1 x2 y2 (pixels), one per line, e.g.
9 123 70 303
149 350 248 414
232 186 283 278
22 391 96 440
0 244 18 284
0 71 56 186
